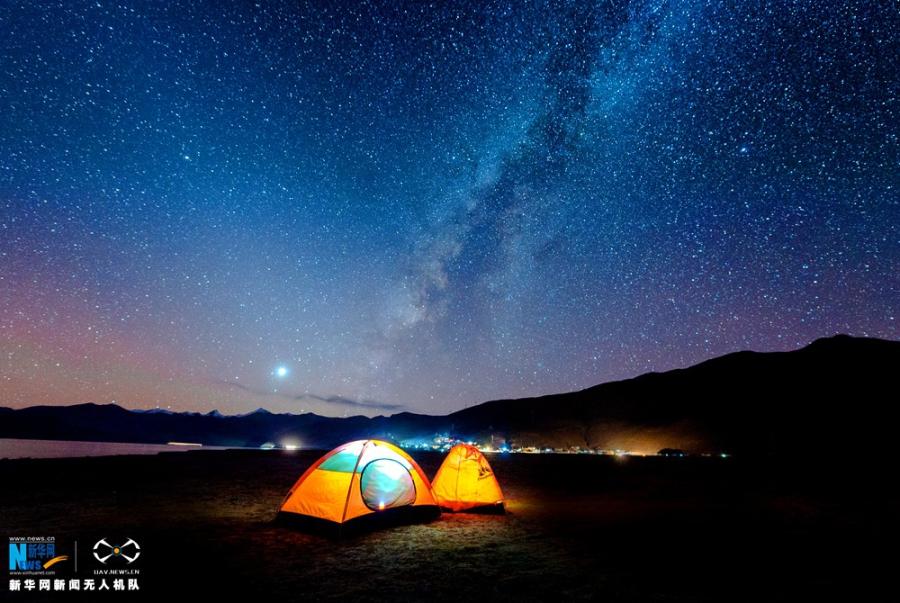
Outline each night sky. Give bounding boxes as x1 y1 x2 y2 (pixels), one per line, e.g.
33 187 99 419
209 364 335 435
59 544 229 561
1 1 897 416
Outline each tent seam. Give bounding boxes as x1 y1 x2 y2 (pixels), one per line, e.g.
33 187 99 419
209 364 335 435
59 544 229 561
340 440 368 524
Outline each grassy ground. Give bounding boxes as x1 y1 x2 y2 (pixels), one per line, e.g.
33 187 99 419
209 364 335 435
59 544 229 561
1 450 897 601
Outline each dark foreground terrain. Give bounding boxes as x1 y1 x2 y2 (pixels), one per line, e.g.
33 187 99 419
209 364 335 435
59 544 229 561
1 450 897 602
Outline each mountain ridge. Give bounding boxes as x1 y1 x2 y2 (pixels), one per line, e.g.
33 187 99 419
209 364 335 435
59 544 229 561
2 334 897 456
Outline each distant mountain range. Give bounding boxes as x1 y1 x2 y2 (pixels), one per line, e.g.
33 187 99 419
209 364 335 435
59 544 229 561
1 335 897 457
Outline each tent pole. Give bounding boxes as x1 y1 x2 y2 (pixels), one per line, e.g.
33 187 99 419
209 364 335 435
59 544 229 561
340 440 369 525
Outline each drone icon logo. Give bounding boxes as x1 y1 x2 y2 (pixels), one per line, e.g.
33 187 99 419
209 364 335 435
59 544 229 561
92 538 141 564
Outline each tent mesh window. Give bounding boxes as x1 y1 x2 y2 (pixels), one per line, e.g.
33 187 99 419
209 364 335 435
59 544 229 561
359 458 417 511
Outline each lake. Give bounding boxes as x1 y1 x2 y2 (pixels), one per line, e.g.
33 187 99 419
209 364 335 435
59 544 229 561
0 437 226 459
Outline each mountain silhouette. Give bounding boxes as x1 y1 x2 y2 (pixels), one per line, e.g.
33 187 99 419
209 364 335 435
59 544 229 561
1 335 897 457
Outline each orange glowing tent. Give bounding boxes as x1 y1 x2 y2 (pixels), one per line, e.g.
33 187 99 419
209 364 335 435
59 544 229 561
278 440 439 529
432 443 505 513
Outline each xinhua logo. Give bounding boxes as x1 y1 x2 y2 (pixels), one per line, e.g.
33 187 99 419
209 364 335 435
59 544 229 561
8 539 68 571
92 538 141 564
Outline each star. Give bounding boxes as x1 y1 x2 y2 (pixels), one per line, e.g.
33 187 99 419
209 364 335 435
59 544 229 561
0 0 893 417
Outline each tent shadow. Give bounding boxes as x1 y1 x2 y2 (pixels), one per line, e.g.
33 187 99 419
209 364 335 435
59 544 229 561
274 505 441 539
441 502 506 515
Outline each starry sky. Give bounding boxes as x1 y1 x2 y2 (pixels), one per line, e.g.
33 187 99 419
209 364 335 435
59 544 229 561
1 0 897 416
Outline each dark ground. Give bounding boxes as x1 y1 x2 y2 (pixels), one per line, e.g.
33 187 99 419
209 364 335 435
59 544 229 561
1 450 897 602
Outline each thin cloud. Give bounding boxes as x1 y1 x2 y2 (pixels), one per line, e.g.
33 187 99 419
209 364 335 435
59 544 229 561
220 381 404 412
303 393 405 411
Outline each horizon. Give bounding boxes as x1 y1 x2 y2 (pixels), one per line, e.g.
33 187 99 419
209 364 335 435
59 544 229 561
2 1 897 417
3 333 893 417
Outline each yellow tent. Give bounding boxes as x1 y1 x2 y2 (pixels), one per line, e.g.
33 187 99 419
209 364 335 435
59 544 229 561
278 440 439 528
432 443 505 512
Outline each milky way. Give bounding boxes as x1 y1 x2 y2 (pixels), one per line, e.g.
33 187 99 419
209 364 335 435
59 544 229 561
1 0 897 415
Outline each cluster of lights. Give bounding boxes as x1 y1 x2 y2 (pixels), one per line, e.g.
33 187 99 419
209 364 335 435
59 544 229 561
401 436 732 458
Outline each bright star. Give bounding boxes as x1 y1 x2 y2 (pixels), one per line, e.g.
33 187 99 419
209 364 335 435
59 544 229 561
275 366 288 378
